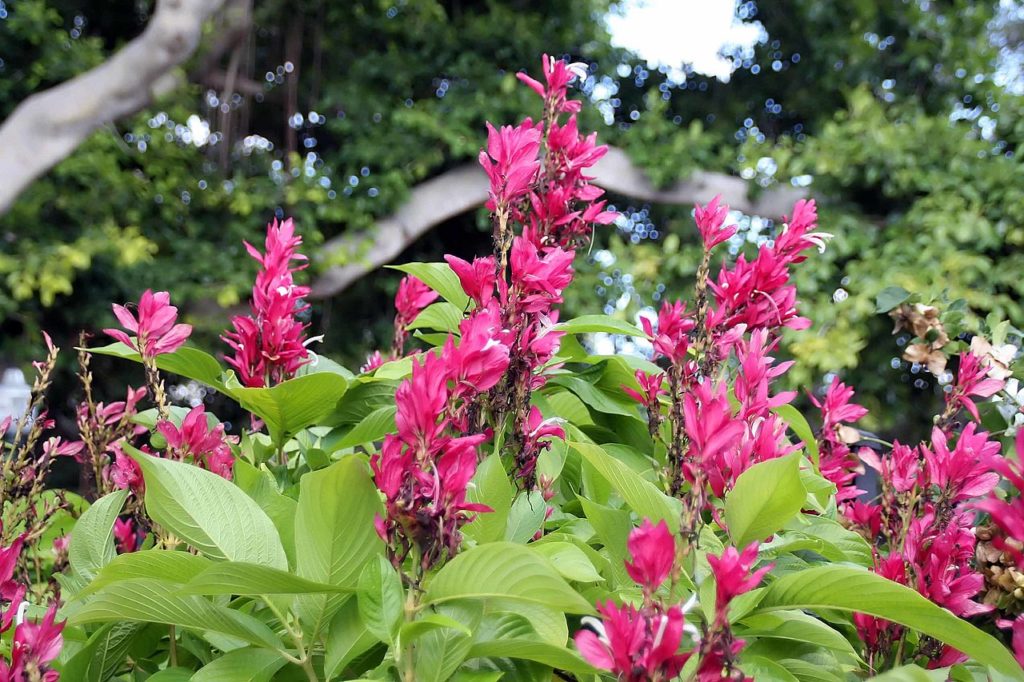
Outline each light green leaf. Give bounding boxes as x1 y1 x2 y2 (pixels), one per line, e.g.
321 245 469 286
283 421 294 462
549 376 637 417
875 286 911 313
412 625 472 682
399 613 472 645
408 301 465 333
739 610 859 658
725 452 805 547
531 542 604 583
78 551 212 599
555 315 646 337
467 640 597 675
773 403 820 467
190 648 288 681
504 491 547 544
227 372 348 447
358 555 404 644
425 542 593 614
753 565 1024 678
335 405 396 450
570 441 680 532
69 579 283 649
127 447 287 568
87 343 225 390
233 459 297 567
60 620 142 682
294 457 384 640
325 597 378 680
179 561 352 595
867 665 950 681
68 490 128 582
741 656 801 682
463 454 514 545
389 262 471 309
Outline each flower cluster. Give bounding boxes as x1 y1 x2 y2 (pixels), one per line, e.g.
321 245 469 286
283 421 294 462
104 290 192 360
223 218 311 387
156 405 235 479
391 275 438 357
371 305 511 572
812 377 869 502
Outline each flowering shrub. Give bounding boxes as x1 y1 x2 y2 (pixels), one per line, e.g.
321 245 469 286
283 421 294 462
2 55 1024 680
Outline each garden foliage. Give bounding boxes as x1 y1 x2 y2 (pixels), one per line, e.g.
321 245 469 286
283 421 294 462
3 55 1024 681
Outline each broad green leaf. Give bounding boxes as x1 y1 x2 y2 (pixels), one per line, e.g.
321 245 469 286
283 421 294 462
463 454 514 545
486 600 568 646
504 491 547 544
68 490 128 582
324 379 398 426
299 352 355 380
753 565 1024 678
179 561 352 595
724 453 805 547
741 656 801 682
571 441 680 532
868 666 950 681
875 286 911 313
549 376 637 417
408 301 465 333
738 610 859 658
87 343 225 389
295 457 384 640
578 497 633 587
233 459 297 567
325 598 378 680
773 403 820 467
127 447 287 568
399 613 472 644
78 551 212 598
555 315 646 337
389 262 471 309
335 405 396 450
190 648 288 681
60 620 141 682
69 578 283 649
227 372 348 446
145 669 193 681
425 542 593 614
413 625 472 682
358 555 404 644
467 640 598 675
531 542 603 583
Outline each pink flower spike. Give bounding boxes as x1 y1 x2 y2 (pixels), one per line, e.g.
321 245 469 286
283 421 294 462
104 289 192 359
694 195 736 250
707 543 772 623
624 519 676 593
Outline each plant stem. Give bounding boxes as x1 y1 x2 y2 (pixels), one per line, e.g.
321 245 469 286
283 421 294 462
169 626 177 666
262 596 317 681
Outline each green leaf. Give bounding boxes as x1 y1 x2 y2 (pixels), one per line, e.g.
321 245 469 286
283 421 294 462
227 372 348 447
753 565 1024 678
867 666 951 681
463 454 514 545
467 640 598 675
549 377 637 417
78 550 212 598
555 315 646 337
69 579 283 649
408 301 465 333
324 379 398 426
504 491 547 544
60 621 142 682
190 648 288 681
725 453 805 547
68 490 128 583
738 610 859 658
87 343 225 390
773 403 820 468
294 457 385 640
233 459 298 567
179 561 352 595
325 598 378 681
335 405 396 450
412 625 472 682
399 613 472 646
357 555 404 644
875 286 911 313
570 441 680 532
531 542 604 584
425 542 593 614
389 262 471 309
741 656 801 682
127 447 287 568
144 669 194 681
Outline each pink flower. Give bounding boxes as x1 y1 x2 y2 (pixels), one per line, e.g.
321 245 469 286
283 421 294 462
843 500 882 538
575 601 689 682
905 515 990 618
104 290 192 359
733 329 796 419
444 308 511 398
479 121 542 212
622 370 665 407
42 437 84 463
683 380 745 498
854 552 907 652
946 351 1005 423
157 405 234 479
706 543 771 624
0 537 25 635
516 54 586 114
3 603 64 681
113 518 141 554
445 254 497 307
774 199 828 262
997 615 1024 668
394 276 439 328
859 441 920 494
811 377 869 502
361 350 384 374
394 352 449 452
109 445 144 493
625 520 676 593
509 238 575 313
923 423 1000 502
694 195 736 250
641 300 696 365
223 217 311 387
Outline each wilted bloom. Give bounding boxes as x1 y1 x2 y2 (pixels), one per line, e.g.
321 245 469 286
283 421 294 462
223 218 311 387
575 601 689 682
946 351 1005 423
706 543 771 624
105 290 192 359
694 195 735 250
625 520 676 594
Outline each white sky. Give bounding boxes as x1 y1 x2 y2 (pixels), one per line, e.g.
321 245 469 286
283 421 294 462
606 0 766 81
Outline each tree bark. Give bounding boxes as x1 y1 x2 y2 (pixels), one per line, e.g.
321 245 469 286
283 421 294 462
0 0 228 215
309 147 808 299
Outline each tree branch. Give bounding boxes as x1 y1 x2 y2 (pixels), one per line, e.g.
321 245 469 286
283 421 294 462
0 0 228 215
309 147 808 299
